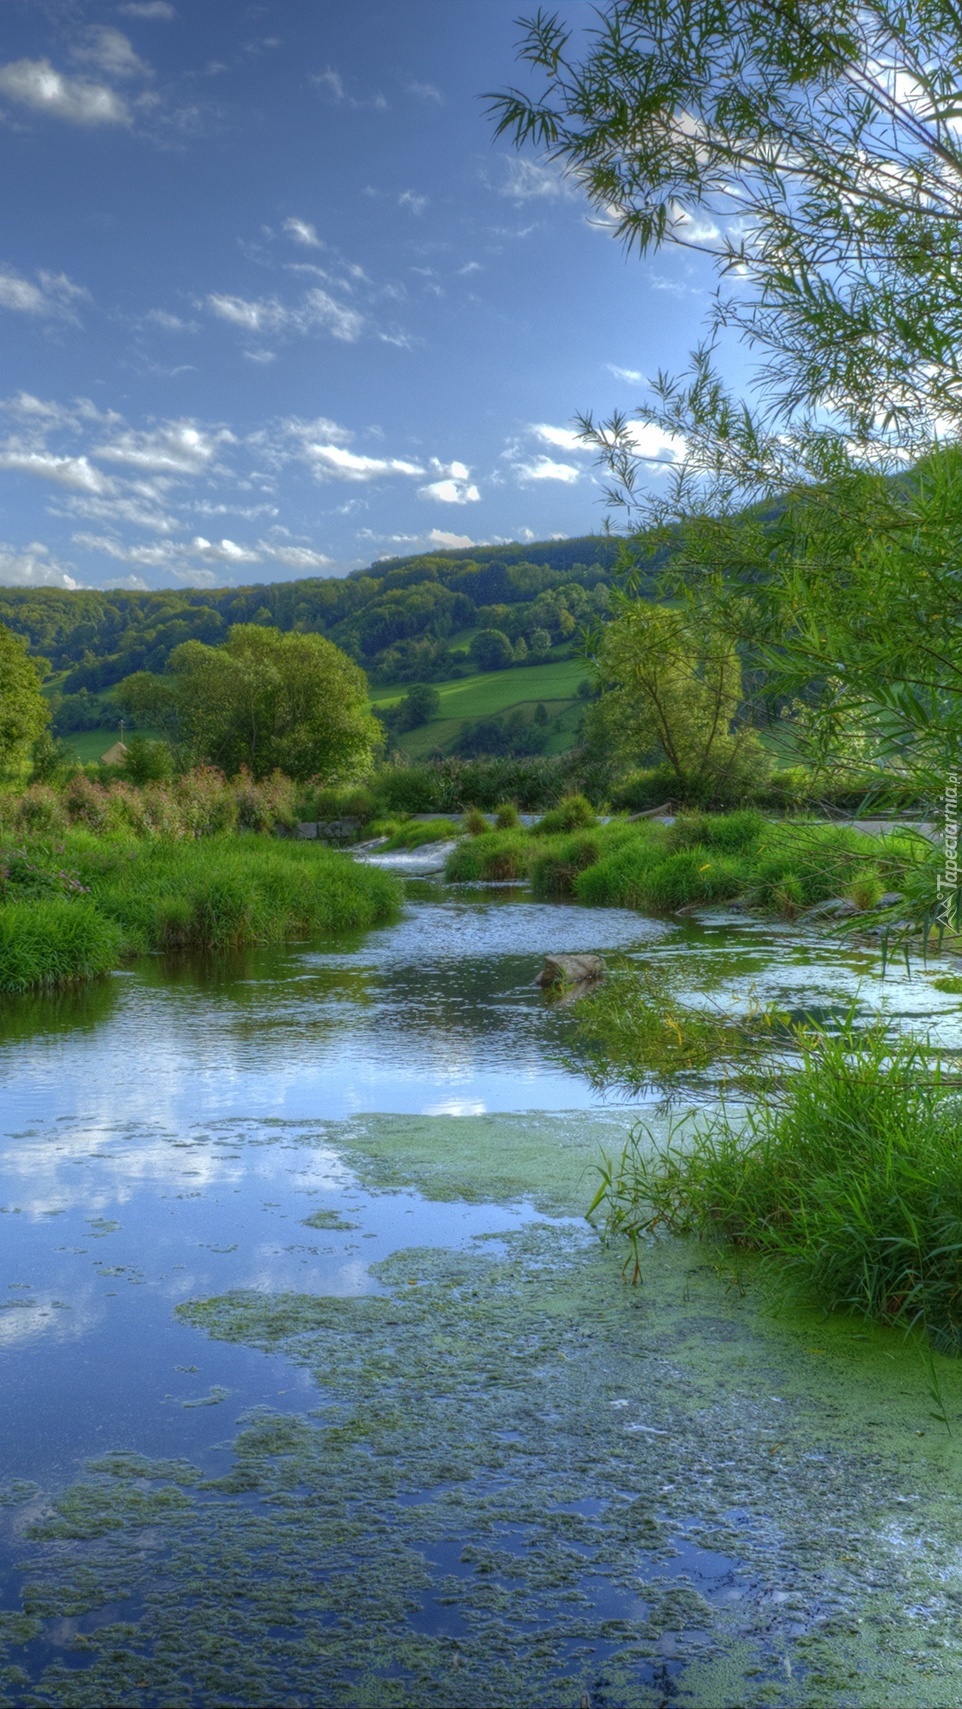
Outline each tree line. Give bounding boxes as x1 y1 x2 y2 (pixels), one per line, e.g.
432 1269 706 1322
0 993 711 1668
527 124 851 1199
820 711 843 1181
0 537 629 703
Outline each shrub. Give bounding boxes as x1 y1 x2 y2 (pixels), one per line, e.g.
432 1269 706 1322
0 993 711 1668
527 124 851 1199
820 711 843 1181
494 801 520 828
462 807 489 836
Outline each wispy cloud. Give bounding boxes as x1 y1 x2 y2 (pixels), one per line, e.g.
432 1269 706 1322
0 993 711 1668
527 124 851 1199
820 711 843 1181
206 287 363 343
94 420 234 475
70 27 150 81
283 217 321 248
0 266 88 321
0 58 131 125
118 2 175 17
499 157 578 202
406 81 443 104
311 67 387 110
606 364 644 384
398 190 428 216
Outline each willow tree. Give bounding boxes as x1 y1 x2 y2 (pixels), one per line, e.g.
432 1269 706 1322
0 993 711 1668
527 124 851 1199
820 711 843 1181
491 2 962 800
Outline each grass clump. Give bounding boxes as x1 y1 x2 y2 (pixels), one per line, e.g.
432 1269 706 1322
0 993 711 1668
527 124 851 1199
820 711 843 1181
573 962 770 1089
379 818 461 850
494 801 520 828
445 828 537 883
591 1026 962 1351
0 898 121 994
536 793 597 834
462 806 490 836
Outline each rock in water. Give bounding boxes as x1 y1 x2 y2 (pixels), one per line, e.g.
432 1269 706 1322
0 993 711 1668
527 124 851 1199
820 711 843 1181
537 953 605 989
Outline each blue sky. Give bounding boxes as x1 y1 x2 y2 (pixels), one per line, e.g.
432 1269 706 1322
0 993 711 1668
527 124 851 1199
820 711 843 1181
0 0 716 591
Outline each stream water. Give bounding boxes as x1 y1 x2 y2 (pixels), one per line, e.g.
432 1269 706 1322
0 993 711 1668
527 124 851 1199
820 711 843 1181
4 877 962 1706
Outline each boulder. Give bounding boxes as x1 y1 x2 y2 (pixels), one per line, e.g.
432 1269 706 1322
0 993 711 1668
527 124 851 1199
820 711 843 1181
803 897 858 919
876 892 905 909
537 953 605 989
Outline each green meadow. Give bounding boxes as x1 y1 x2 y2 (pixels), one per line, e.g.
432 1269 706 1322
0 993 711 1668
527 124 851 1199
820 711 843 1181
370 656 589 756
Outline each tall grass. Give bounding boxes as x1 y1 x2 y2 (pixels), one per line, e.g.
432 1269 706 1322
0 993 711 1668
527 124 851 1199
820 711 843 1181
0 899 121 994
590 1027 962 1351
69 834 400 952
0 832 400 991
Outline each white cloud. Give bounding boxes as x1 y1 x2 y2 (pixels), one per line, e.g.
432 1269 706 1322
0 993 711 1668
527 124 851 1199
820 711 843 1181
66 492 180 531
606 364 644 384
0 266 88 320
500 157 578 201
0 541 79 588
418 460 480 503
0 448 111 493
71 27 149 81
622 420 686 465
94 420 234 475
207 288 363 343
104 573 150 590
313 66 346 100
530 423 588 454
312 67 387 110
0 59 130 125
407 81 442 103
191 535 260 563
119 2 175 16
428 530 474 548
262 544 332 571
145 308 195 331
516 456 582 484
304 443 424 482
399 190 428 216
283 217 321 248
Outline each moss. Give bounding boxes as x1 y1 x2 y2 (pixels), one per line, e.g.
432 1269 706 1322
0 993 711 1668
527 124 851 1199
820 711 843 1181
301 1208 360 1231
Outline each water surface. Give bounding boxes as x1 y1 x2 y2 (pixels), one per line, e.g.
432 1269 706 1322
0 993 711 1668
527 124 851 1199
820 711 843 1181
3 882 962 1706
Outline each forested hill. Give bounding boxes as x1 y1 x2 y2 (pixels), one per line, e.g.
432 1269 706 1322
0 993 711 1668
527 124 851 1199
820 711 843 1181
0 534 646 693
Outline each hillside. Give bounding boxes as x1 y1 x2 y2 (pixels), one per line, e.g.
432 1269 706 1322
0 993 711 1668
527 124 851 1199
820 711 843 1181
0 535 640 703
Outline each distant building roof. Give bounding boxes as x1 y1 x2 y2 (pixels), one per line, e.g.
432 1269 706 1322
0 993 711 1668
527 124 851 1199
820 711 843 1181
100 741 128 766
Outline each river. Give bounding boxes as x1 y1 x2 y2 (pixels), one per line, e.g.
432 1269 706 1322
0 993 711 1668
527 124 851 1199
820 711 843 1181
2 873 962 1706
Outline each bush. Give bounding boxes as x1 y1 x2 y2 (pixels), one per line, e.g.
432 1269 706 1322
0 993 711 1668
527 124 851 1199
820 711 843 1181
494 801 520 828
463 806 490 836
591 1026 962 1352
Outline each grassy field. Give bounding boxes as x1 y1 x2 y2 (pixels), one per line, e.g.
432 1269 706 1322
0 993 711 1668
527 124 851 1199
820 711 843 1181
370 657 589 757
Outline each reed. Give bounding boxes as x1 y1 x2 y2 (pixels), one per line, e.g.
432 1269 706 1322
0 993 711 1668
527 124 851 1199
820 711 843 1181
590 1026 962 1351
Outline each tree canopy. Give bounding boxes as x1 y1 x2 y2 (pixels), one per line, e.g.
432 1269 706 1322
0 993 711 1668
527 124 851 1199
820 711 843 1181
120 626 382 782
0 623 48 779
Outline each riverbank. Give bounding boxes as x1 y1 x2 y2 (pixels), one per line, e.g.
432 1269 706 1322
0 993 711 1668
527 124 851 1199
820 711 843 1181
0 832 400 993
441 805 929 918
